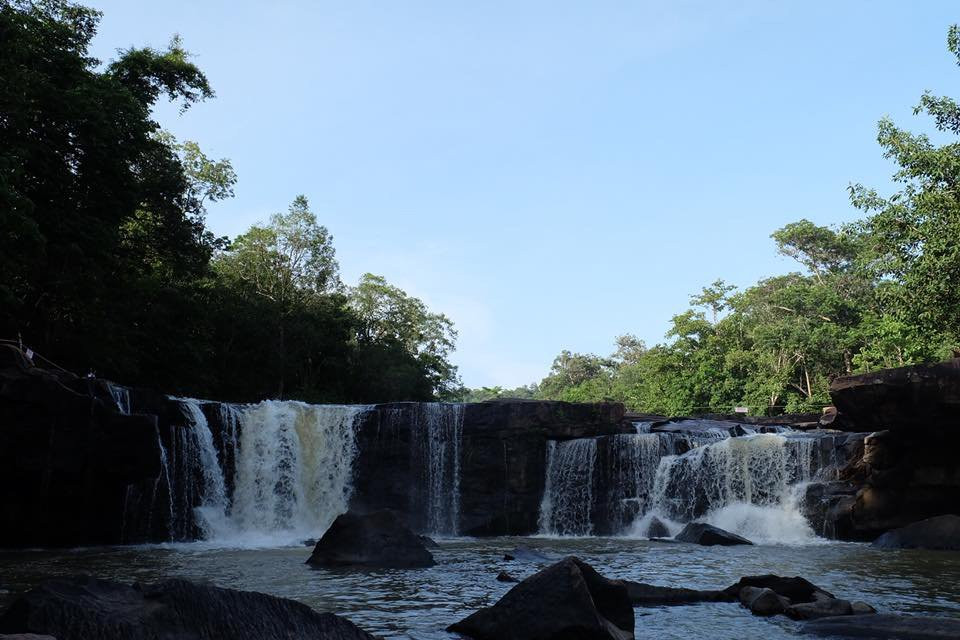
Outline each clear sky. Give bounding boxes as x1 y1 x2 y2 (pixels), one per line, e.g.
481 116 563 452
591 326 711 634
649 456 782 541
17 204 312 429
87 1 959 388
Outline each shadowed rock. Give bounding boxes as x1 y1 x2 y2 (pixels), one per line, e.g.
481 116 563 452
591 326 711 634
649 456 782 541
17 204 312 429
724 575 835 603
623 582 734 606
675 522 753 546
496 571 519 583
306 511 435 568
644 517 671 539
0 576 377 640
448 557 634 640
872 515 960 551
803 614 960 639
738 587 787 616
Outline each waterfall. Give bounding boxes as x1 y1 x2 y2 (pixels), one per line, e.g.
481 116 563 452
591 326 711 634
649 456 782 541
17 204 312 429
603 434 663 532
108 383 131 414
412 403 465 536
538 438 597 536
218 401 369 543
643 433 821 544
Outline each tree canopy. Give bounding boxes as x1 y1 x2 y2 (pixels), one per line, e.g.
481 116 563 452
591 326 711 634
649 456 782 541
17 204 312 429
0 1 460 403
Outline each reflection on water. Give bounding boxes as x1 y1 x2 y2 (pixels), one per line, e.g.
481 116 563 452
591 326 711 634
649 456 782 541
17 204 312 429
2 538 959 639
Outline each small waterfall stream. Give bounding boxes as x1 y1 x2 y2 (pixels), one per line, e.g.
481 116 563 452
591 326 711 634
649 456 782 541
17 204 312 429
412 403 465 536
538 438 597 536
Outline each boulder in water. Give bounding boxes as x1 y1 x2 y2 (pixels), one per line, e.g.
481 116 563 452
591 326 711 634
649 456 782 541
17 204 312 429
644 517 671 539
872 515 960 551
0 576 377 640
496 571 519 583
306 510 435 568
448 557 634 640
674 522 753 546
803 614 960 639
723 575 835 602
738 587 787 616
623 582 733 606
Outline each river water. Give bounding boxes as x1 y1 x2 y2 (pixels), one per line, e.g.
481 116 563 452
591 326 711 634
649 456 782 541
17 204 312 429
2 537 959 639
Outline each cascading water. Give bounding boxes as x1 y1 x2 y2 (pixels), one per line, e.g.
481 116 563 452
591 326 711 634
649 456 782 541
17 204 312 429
642 434 821 544
538 438 597 536
218 401 369 544
412 403 465 536
108 383 131 415
603 434 663 532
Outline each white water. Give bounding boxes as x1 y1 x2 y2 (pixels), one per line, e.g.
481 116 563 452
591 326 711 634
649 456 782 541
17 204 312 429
108 383 131 414
416 403 465 536
640 434 821 544
212 401 369 545
538 438 597 536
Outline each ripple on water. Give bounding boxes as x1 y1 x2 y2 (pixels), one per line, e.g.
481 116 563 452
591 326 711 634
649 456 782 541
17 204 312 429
1 538 959 639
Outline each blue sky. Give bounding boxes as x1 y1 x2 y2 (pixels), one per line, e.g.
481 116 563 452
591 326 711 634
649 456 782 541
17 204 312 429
88 1 959 388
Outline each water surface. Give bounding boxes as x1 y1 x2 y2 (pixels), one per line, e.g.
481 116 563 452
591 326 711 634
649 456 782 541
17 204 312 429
3 538 959 639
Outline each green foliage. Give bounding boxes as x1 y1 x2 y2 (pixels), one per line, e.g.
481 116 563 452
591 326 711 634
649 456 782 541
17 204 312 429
526 25 960 414
0 1 458 403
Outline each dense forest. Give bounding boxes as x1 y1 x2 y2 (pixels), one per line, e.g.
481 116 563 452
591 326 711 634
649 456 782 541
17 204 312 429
4 2 960 412
0 1 460 402
465 28 960 414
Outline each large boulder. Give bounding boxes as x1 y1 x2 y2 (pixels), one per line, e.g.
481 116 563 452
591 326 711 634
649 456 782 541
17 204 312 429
872 514 960 551
674 522 753 546
0 576 377 640
448 557 634 640
737 587 787 616
804 614 960 639
306 510 435 568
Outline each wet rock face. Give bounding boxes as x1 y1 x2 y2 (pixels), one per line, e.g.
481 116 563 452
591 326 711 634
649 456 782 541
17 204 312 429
448 557 634 640
0 353 163 547
872 514 960 551
0 576 377 640
821 359 960 540
350 400 630 536
306 510 435 568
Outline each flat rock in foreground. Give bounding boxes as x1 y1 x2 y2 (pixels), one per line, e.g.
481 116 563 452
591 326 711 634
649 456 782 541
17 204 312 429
803 614 960 639
872 515 960 551
0 576 377 640
306 510 435 568
448 556 634 640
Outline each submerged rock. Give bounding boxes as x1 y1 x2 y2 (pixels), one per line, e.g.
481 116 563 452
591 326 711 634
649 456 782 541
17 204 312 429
306 510 435 568
872 515 960 551
502 547 554 563
623 582 733 606
448 557 634 640
674 522 753 546
496 571 519 583
803 614 960 639
0 576 377 640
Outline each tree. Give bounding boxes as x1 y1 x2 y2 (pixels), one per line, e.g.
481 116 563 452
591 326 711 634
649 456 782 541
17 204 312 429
0 0 216 379
348 274 460 399
214 195 339 397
